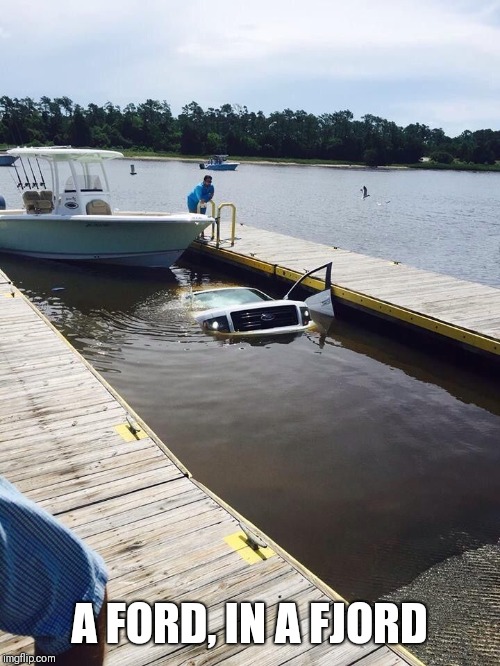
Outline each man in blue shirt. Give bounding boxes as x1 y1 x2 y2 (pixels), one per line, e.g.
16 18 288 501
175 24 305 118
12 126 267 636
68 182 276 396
0 476 108 664
187 175 214 214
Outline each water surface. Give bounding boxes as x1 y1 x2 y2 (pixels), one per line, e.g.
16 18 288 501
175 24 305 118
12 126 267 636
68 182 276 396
0 161 499 664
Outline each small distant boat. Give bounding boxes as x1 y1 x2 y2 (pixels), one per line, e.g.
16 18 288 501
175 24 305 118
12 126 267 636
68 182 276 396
199 155 239 171
0 154 17 167
0 147 214 268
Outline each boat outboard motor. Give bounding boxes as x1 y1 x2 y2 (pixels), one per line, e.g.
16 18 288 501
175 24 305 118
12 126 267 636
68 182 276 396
0 195 6 210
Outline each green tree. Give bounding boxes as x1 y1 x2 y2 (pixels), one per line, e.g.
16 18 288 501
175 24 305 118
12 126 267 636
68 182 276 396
178 102 207 154
429 150 454 164
69 105 92 146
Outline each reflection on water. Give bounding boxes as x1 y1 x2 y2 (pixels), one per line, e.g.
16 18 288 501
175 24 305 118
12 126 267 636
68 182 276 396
1 161 500 665
316 319 500 417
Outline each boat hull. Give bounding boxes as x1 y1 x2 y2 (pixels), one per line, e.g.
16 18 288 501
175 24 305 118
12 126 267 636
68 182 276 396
200 162 240 171
0 155 17 167
0 212 212 268
202 163 239 171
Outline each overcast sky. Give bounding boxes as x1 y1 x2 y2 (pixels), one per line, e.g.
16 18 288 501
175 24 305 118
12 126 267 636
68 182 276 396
2 0 500 137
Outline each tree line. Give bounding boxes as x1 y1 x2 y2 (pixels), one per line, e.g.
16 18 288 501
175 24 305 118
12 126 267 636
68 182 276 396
1 96 499 167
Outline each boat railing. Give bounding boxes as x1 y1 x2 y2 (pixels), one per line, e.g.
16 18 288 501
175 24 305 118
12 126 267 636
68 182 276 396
195 200 237 247
214 203 237 247
197 199 217 218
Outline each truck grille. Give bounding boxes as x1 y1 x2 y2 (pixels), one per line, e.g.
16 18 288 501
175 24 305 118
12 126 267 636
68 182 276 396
231 305 299 331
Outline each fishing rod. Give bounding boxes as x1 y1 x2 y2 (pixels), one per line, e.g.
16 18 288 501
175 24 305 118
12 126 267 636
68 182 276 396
27 158 39 188
7 163 21 191
12 163 24 189
36 157 46 188
18 157 31 189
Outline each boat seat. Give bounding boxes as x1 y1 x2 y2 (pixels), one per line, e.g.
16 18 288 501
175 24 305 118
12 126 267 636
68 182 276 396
34 200 53 214
23 191 54 214
39 190 53 201
22 190 40 214
38 190 54 212
86 199 112 215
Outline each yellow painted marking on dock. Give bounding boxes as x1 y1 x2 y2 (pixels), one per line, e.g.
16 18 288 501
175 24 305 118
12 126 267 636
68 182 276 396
334 286 500 355
195 241 277 275
224 530 276 563
114 422 148 441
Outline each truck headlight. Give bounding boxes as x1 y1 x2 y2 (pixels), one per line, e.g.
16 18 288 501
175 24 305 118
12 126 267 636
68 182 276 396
300 307 311 325
202 315 231 332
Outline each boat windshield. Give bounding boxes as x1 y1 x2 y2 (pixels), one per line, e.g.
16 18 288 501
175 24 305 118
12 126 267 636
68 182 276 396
52 158 105 193
64 173 103 192
191 287 273 309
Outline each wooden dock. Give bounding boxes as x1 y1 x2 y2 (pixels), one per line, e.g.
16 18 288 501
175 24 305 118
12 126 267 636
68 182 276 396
0 270 425 664
188 224 500 361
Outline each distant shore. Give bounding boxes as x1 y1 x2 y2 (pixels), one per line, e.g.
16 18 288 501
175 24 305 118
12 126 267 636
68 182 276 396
125 154 410 170
124 153 500 172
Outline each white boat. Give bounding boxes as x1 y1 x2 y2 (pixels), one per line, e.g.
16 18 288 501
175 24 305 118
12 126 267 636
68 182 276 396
0 147 214 268
190 262 334 336
199 154 239 171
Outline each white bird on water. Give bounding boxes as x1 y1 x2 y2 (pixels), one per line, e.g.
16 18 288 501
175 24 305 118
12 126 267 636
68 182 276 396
361 185 370 199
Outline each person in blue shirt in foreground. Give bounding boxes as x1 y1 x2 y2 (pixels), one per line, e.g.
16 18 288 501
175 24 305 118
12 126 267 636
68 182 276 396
187 175 214 214
0 475 108 665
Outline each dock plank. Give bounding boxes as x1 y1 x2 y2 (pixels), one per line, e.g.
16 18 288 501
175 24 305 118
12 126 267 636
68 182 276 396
0 269 423 665
189 225 500 356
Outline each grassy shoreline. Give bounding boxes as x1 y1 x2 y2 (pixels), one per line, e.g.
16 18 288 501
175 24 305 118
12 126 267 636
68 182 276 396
122 151 500 172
